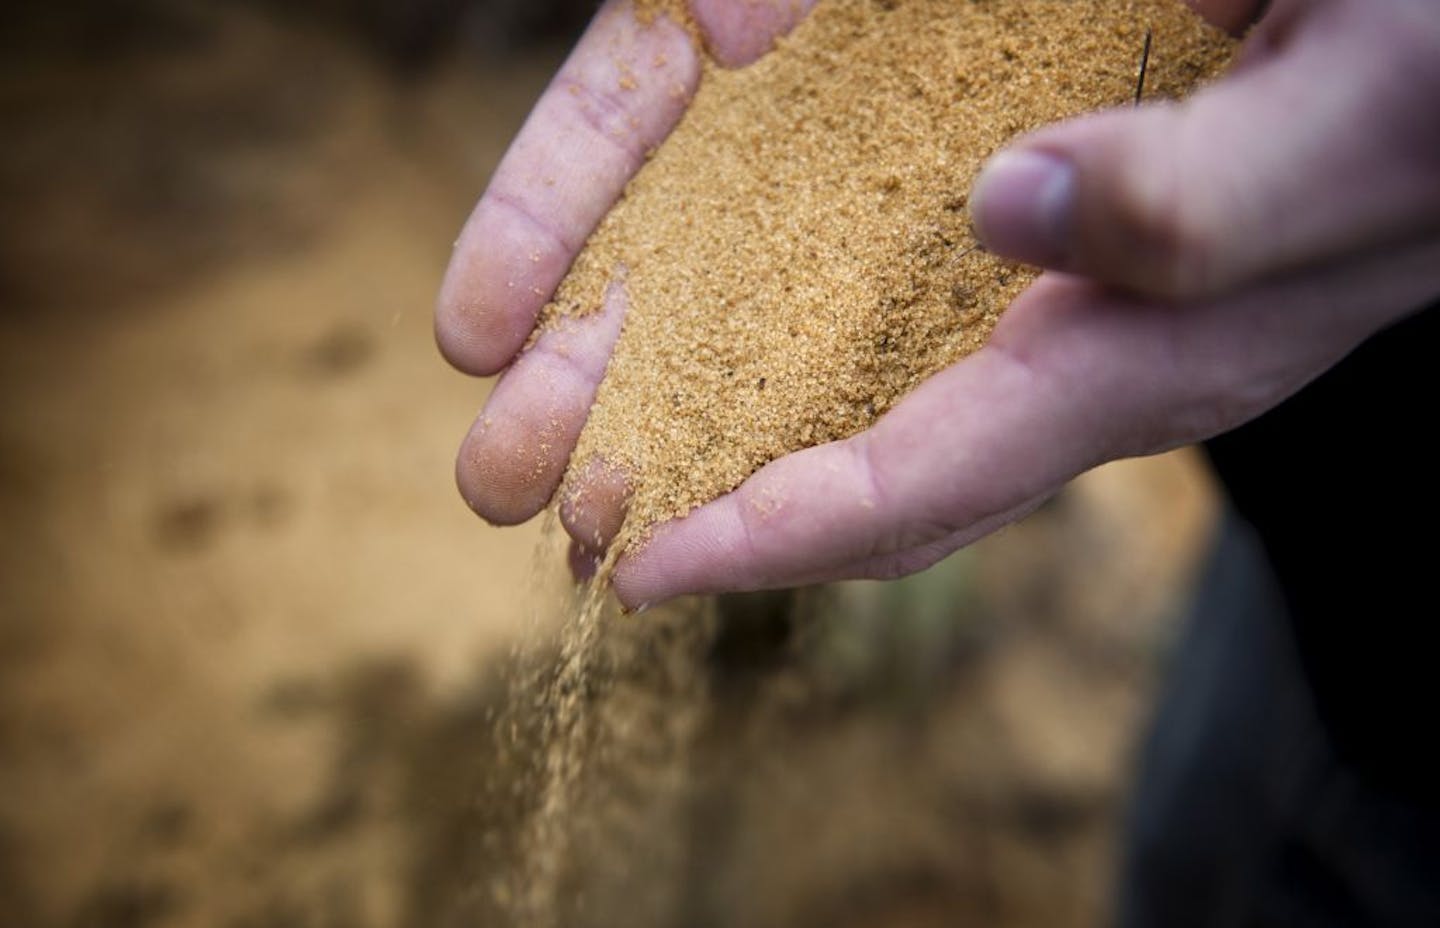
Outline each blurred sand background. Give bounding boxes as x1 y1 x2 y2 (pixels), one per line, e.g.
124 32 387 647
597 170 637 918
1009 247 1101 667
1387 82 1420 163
1 2 1218 926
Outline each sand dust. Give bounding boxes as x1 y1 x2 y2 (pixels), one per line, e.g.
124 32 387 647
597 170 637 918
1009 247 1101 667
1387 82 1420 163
494 543 717 927
549 0 1232 549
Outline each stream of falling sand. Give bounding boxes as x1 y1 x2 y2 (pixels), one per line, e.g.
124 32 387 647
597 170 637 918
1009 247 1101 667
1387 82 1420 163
502 525 718 926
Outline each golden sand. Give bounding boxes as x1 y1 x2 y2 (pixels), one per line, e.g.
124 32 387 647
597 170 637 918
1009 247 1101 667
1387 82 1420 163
549 0 1232 547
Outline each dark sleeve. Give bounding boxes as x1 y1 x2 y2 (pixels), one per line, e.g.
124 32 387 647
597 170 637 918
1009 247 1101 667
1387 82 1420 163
1204 300 1439 802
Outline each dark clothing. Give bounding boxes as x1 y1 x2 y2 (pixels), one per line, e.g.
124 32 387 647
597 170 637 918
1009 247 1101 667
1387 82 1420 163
1205 304 1440 800
1119 515 1440 927
1120 304 1440 925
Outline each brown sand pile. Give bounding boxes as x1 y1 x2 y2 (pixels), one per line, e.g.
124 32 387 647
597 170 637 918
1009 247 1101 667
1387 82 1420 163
547 0 1232 548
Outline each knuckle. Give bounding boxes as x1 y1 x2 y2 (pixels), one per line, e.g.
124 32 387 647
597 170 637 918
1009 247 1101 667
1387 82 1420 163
1182 369 1297 441
1104 125 1220 299
860 544 949 582
1117 190 1212 300
861 557 915 582
871 515 955 560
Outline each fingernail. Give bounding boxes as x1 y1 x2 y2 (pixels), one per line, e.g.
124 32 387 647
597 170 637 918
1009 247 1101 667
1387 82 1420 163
971 149 1075 266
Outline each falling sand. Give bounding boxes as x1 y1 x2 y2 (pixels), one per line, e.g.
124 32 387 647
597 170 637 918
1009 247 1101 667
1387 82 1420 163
546 0 1233 552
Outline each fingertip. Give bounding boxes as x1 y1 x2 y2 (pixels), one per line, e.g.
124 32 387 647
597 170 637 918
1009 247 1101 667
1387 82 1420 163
611 496 755 607
434 294 523 377
455 411 564 526
567 539 602 583
690 0 819 67
610 575 650 612
971 148 1076 269
974 104 1229 300
610 546 667 611
558 457 632 551
437 195 575 375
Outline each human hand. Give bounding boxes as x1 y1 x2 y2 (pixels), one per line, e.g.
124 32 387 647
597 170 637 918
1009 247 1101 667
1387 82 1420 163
438 0 1440 607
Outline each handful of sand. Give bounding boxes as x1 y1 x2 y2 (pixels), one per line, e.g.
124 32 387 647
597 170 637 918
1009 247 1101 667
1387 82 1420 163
547 0 1233 552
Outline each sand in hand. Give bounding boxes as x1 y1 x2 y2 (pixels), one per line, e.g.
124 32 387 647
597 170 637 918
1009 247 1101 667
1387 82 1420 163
550 0 1233 557
506 5 1233 923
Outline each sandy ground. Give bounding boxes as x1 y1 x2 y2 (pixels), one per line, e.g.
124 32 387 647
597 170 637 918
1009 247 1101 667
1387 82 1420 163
1 6 1218 927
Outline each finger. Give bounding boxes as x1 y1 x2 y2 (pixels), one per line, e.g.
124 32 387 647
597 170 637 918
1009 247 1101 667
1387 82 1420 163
690 0 819 67
613 240 1440 607
456 283 627 525
559 456 631 550
436 0 698 376
970 0 1440 300
568 539 603 583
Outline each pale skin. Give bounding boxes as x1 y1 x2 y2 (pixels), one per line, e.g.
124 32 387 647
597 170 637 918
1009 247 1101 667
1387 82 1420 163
438 0 1440 607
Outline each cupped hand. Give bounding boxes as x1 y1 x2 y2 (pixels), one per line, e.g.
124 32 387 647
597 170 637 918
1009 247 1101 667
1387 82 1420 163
438 0 1440 607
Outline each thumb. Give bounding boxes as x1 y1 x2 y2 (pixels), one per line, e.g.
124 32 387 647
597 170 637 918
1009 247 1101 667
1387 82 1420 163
970 0 1440 300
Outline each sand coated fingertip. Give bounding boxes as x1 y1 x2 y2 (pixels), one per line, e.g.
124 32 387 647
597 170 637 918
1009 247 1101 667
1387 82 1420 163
559 457 633 554
456 411 568 526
